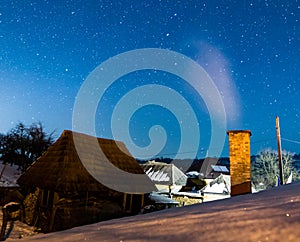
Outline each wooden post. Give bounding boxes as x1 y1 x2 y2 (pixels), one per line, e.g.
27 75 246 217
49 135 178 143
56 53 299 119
1 203 22 240
48 206 57 233
0 207 8 241
129 194 133 212
276 116 284 185
141 194 144 209
85 191 89 208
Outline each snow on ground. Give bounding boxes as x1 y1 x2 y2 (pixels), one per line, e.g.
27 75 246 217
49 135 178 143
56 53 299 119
0 213 37 240
6 181 300 242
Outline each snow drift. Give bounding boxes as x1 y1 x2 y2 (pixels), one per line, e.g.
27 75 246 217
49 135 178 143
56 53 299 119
6 181 300 242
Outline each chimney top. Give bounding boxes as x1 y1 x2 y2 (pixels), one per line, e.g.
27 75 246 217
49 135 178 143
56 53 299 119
227 130 252 136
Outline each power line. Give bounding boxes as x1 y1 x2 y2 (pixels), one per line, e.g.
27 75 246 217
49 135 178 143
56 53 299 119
136 136 300 159
281 137 300 145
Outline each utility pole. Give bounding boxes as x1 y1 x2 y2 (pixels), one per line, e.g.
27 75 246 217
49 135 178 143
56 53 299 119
276 116 284 185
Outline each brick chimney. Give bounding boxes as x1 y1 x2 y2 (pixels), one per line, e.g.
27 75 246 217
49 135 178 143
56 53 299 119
227 130 252 196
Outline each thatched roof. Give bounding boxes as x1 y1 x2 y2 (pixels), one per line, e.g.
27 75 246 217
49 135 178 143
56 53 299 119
17 130 155 194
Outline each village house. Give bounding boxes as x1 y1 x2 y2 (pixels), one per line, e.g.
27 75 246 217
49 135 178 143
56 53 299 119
17 130 156 232
141 160 205 206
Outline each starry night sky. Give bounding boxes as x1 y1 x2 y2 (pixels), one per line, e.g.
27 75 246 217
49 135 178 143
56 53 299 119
0 0 299 158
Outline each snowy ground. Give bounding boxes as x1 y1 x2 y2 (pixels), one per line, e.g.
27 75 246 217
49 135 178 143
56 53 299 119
0 215 37 240
5 181 300 242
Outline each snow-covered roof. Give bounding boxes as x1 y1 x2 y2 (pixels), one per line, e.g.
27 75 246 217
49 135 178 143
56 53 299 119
186 171 200 178
201 174 231 194
13 181 300 241
149 192 179 205
211 165 229 173
0 164 21 187
141 161 187 186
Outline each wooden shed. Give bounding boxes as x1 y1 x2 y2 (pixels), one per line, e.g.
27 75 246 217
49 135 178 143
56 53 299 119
17 130 155 232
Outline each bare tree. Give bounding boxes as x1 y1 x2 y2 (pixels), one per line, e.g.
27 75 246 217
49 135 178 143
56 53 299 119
251 149 300 190
0 122 55 171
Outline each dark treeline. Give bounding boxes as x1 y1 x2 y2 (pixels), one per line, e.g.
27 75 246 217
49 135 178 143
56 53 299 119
137 157 231 172
137 155 300 172
1 121 300 173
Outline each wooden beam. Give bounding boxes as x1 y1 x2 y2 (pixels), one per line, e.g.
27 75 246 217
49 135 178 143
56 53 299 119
123 193 127 209
48 206 58 233
129 194 133 212
141 194 144 209
0 207 8 241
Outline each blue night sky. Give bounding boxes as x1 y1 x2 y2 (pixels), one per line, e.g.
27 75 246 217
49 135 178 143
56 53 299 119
0 0 299 159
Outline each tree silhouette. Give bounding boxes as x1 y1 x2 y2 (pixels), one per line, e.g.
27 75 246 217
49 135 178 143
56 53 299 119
0 122 54 171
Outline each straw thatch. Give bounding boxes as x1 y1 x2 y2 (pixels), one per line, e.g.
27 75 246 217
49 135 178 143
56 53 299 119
17 130 155 194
